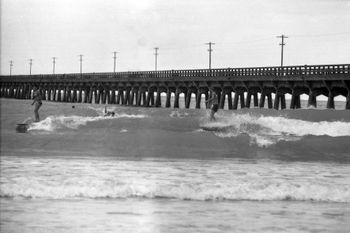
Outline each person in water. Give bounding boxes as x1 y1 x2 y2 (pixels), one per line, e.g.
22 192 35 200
104 106 115 117
205 89 219 121
31 86 42 122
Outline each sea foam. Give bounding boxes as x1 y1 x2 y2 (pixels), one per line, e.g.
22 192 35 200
200 113 350 146
28 113 147 131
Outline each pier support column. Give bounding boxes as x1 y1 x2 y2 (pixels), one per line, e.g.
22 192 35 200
205 92 209 109
128 89 134 106
267 93 273 109
142 92 147 106
346 91 350 110
87 88 93 103
227 92 233 110
102 89 107 104
308 90 317 108
72 89 77 103
290 92 301 109
57 89 62 102
327 91 335 109
240 93 245 108
94 90 100 104
259 91 265 108
136 89 142 106
280 94 286 109
253 93 259 107
145 89 152 107
174 89 180 108
233 92 240 110
195 90 201 109
110 90 116 104
219 91 226 109
116 90 121 104
150 92 155 106
185 90 191 109
166 89 172 108
274 92 280 110
155 88 162 107
246 92 252 108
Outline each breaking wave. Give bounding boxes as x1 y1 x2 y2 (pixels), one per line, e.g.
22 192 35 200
28 113 147 131
200 113 350 147
1 176 349 203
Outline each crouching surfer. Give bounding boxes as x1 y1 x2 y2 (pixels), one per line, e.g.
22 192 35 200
104 106 115 117
31 86 42 122
205 89 219 121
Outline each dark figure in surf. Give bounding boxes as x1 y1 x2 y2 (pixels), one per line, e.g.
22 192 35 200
104 106 115 117
31 86 42 122
206 90 219 121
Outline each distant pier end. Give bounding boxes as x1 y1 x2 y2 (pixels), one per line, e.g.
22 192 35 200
1 64 349 109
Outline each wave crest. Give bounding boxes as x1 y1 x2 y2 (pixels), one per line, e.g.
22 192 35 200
28 113 147 131
200 113 350 147
1 179 349 202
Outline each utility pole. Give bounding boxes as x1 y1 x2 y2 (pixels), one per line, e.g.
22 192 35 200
52 57 57 74
277 35 288 67
9 60 13 76
29 59 33 75
154 47 159 71
79 54 83 74
113 51 118 73
205 42 215 69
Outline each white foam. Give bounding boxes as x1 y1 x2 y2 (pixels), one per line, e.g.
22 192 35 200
1 175 349 202
28 113 147 132
200 113 350 147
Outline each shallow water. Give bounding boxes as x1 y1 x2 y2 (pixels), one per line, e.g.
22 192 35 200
1 98 350 232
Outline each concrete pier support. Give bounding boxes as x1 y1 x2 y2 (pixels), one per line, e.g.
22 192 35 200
290 92 301 109
227 92 233 109
110 90 116 104
166 89 172 108
195 90 201 109
232 92 245 109
308 90 317 108
327 91 335 109
346 91 350 110
274 92 286 110
259 91 272 108
219 91 226 109
174 89 180 108
155 88 162 107
136 89 142 106
185 90 191 108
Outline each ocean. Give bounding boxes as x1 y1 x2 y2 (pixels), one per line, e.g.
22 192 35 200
1 98 350 233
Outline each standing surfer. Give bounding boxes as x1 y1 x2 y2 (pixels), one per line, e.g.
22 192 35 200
206 89 219 121
31 86 42 122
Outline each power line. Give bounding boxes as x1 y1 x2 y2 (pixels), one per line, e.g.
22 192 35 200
205 42 215 69
292 31 350 38
277 35 288 67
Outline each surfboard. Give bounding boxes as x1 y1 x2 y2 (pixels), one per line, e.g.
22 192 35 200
200 125 232 132
16 123 29 133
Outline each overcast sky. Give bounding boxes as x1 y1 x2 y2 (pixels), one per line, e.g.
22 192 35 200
1 0 350 75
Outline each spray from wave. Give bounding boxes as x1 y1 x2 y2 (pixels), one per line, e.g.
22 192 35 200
200 113 350 147
28 113 147 131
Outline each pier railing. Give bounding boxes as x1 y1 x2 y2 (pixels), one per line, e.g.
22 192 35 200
2 64 349 80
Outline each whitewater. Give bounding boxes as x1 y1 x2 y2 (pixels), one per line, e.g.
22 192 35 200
1 98 350 233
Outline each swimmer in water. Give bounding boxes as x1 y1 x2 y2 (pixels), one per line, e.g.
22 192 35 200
31 86 42 122
104 106 115 117
205 89 219 121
